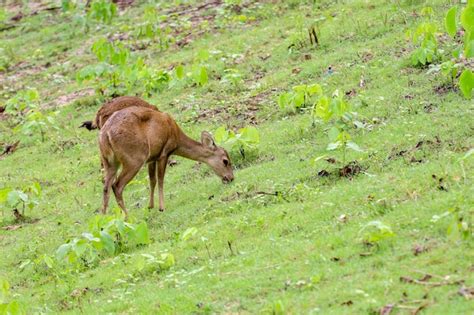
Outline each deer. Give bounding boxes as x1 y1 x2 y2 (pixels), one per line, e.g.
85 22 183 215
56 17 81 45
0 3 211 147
99 106 234 216
80 96 159 131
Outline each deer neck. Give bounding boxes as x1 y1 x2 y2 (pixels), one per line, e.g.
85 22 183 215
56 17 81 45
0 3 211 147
174 132 210 163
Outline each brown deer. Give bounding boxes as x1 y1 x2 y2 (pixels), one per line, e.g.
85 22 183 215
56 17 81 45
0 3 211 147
99 106 234 216
80 96 159 131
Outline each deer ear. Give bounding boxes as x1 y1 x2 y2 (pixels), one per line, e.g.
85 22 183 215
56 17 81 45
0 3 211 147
201 131 216 149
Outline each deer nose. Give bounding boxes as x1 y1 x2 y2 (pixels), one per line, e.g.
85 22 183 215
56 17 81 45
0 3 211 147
223 175 234 183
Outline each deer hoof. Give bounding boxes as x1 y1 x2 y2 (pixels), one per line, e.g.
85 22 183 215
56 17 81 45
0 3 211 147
159 208 165 212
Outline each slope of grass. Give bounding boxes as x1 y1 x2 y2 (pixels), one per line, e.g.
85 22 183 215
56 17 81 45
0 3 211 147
1 0 473 313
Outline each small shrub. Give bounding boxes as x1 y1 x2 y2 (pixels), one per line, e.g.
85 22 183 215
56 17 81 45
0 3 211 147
214 126 260 160
359 221 395 245
55 214 150 269
0 279 26 315
278 83 322 113
0 182 42 218
87 0 117 24
313 90 363 166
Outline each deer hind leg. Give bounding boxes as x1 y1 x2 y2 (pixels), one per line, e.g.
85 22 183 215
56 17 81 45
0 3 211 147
112 160 142 217
101 156 118 215
157 156 168 212
148 162 157 209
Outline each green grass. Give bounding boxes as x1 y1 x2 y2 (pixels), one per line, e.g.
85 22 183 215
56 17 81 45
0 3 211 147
1 0 473 313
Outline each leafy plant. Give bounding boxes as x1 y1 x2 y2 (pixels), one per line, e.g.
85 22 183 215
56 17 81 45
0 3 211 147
313 90 363 166
441 2 474 99
56 214 150 269
221 68 244 89
432 206 472 241
427 60 461 87
408 21 439 66
134 5 172 51
0 182 42 218
278 83 322 113
0 279 26 315
214 126 260 159
5 89 39 117
77 39 170 96
132 252 175 275
87 0 117 24
6 90 59 142
359 221 395 245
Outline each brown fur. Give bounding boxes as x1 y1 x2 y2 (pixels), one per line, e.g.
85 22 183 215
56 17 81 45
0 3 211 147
99 106 234 216
80 96 159 130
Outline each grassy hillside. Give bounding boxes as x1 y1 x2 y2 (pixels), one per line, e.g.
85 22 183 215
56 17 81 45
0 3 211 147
1 0 473 313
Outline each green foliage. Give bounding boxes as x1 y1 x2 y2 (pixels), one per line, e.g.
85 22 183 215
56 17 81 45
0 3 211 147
408 21 439 66
0 279 26 315
134 6 172 51
173 64 209 87
359 221 395 244
221 68 244 89
445 6 457 38
432 206 473 241
313 90 363 165
214 126 260 159
5 89 39 115
0 183 42 218
278 83 322 113
6 90 58 142
439 2 474 99
77 39 170 96
459 69 474 99
87 0 117 24
56 215 150 269
132 252 175 275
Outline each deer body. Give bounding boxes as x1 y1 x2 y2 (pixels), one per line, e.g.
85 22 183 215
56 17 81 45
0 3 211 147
99 106 233 216
81 96 159 131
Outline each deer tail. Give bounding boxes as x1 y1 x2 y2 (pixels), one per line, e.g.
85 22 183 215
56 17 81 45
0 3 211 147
79 120 98 131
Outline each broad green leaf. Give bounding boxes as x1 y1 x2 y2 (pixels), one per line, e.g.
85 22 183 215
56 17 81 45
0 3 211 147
181 227 198 241
56 244 72 260
197 49 210 62
6 300 24 315
73 239 89 257
100 231 115 255
273 300 285 315
134 222 150 244
43 255 54 269
159 253 175 270
445 7 457 38
6 190 28 207
464 39 474 58
278 93 290 109
307 84 323 95
175 65 184 79
31 182 41 196
347 141 364 152
328 127 340 141
327 142 341 151
1 279 10 297
214 126 229 144
461 6 474 31
459 69 474 99
0 188 12 204
293 91 305 108
239 127 260 145
315 96 332 121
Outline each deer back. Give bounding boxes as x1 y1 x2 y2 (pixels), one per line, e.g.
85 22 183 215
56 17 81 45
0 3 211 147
95 96 160 129
101 107 180 163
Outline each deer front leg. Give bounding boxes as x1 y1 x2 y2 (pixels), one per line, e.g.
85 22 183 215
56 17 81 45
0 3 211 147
148 162 157 209
157 156 168 212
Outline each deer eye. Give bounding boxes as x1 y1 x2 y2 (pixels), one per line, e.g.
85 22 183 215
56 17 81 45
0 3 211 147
223 159 229 166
